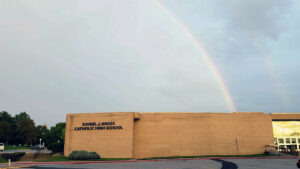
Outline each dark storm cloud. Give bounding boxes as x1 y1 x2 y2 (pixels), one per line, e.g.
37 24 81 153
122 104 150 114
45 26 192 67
221 0 292 39
161 0 300 112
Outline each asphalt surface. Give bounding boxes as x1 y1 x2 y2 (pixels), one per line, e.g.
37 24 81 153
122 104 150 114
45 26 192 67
0 149 51 153
11 158 298 169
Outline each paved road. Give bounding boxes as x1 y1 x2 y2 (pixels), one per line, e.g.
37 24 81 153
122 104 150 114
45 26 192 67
0 150 51 153
16 158 298 169
226 159 297 169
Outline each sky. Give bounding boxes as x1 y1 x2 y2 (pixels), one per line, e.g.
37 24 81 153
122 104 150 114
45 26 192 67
0 0 300 127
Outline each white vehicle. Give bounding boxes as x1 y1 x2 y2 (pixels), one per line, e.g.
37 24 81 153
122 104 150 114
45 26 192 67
0 143 4 151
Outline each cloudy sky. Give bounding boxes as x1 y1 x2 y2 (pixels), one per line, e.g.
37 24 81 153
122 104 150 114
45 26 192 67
1 0 299 126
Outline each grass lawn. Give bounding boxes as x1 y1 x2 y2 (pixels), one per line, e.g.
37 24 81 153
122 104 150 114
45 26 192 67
99 158 131 161
4 145 31 150
0 157 8 163
138 154 273 160
37 156 71 162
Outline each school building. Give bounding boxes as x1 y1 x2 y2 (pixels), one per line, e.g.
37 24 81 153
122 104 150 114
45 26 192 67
64 112 300 158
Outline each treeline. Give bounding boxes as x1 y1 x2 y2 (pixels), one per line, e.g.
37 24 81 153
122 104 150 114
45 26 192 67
0 111 65 151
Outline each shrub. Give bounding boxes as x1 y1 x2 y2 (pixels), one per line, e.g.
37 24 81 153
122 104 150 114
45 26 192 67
77 151 89 160
48 142 64 153
68 150 79 160
1 152 25 162
88 152 100 159
68 151 100 160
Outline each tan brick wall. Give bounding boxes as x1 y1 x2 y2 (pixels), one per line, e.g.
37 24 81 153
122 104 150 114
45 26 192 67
132 112 274 158
64 112 274 158
271 113 300 120
64 112 134 158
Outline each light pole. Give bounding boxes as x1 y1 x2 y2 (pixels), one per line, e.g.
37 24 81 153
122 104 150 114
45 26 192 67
39 138 42 146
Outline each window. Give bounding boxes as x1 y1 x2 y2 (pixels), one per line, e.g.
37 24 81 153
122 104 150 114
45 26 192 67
278 138 284 143
279 145 286 150
286 138 291 143
292 138 296 143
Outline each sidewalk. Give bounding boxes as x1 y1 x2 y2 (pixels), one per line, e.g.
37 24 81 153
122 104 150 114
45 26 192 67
0 164 35 169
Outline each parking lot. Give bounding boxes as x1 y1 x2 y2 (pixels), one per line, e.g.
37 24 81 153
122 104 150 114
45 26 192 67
10 158 298 169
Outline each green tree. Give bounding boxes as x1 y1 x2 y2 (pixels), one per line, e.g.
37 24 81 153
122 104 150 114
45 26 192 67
61 128 65 142
35 125 49 143
48 122 65 143
0 111 14 123
14 112 30 126
0 111 15 144
0 121 13 144
16 118 36 145
44 122 65 152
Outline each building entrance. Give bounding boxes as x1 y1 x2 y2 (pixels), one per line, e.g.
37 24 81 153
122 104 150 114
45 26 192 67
273 121 300 151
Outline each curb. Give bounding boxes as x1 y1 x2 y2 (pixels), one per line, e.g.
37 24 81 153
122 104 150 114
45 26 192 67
11 156 299 165
0 165 35 169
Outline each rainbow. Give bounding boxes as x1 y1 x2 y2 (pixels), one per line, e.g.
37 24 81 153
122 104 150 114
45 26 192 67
218 0 290 110
264 51 290 109
154 0 236 112
245 33 290 109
